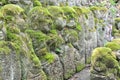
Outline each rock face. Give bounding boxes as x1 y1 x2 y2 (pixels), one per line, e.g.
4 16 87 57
0 0 120 80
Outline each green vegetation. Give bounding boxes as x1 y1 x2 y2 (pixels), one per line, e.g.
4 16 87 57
115 18 120 22
90 6 107 11
0 4 24 16
33 0 42 7
76 63 85 72
104 42 120 51
0 41 10 54
44 53 55 63
91 47 120 76
63 29 78 43
62 6 76 19
47 6 64 18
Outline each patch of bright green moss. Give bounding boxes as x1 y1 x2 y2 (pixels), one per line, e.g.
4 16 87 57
44 53 55 63
62 6 76 19
91 47 119 69
33 0 42 7
47 6 64 18
73 6 90 15
112 38 120 44
25 30 50 42
90 6 107 11
0 4 24 16
104 42 120 51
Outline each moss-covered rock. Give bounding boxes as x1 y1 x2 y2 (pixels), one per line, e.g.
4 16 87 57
33 0 42 7
62 29 78 43
62 6 76 19
28 6 52 32
91 47 120 79
104 42 120 51
47 6 64 18
0 4 24 16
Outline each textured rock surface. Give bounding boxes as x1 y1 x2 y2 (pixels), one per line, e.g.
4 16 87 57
0 0 119 80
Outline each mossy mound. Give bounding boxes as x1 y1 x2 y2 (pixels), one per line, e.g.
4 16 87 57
0 4 24 16
104 42 120 51
28 7 52 32
47 6 64 18
33 0 42 7
112 38 120 45
91 47 120 76
62 6 76 19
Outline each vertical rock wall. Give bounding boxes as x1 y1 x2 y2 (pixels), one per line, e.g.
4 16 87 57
0 0 119 80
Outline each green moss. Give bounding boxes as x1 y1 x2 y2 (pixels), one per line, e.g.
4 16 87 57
115 18 120 22
90 6 107 11
25 30 50 42
47 6 64 18
76 63 85 72
0 4 24 16
76 23 82 31
62 6 76 19
73 6 90 15
44 53 55 63
63 29 78 43
91 47 119 73
112 39 120 45
32 54 41 67
47 33 64 49
29 6 51 18
33 0 42 7
0 41 10 54
104 42 120 51
0 12 4 20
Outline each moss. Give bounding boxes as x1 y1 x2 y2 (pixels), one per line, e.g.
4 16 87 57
32 54 41 67
0 41 10 54
90 6 107 11
112 38 120 44
63 29 78 43
6 26 20 34
47 33 64 50
47 6 64 18
0 4 24 16
25 30 50 42
0 12 4 20
91 47 119 73
62 6 76 19
104 42 120 51
33 0 42 7
76 23 82 31
76 63 85 72
44 53 55 63
115 18 120 22
28 7 52 31
73 6 90 15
